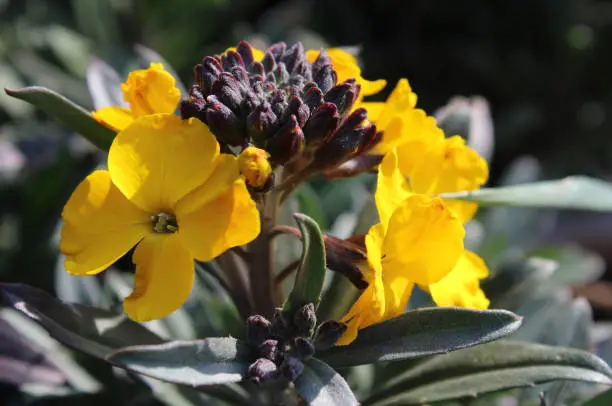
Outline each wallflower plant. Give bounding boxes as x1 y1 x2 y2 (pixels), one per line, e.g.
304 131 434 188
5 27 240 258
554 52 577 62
4 40 612 406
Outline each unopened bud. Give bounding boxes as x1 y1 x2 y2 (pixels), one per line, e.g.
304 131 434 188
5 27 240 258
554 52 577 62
294 337 315 359
238 146 273 189
314 320 347 350
246 315 271 346
204 96 245 146
265 115 305 165
258 339 279 361
294 303 317 337
280 355 305 381
248 358 279 384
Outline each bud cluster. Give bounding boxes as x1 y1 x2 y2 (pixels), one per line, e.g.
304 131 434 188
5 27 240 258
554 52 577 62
180 41 380 185
245 304 347 384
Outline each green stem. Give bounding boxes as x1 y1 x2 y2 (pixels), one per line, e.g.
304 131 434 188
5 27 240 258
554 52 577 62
248 189 280 317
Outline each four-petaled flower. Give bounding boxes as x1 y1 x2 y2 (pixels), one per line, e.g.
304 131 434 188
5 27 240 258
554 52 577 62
60 113 260 321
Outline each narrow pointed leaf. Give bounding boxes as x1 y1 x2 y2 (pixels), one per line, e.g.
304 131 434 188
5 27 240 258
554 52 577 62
0 283 164 359
295 358 358 406
366 341 612 405
318 308 522 368
4 86 116 150
441 176 612 211
283 213 327 313
107 338 251 386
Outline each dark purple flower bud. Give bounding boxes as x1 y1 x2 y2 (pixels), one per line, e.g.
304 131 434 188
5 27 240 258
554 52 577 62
211 73 243 112
236 41 255 66
221 50 244 71
275 62 290 85
246 315 272 346
196 57 223 94
284 96 310 127
294 303 317 337
323 235 368 289
246 102 279 143
294 337 315 360
270 90 288 119
311 49 332 73
248 358 279 384
248 61 265 76
261 51 276 73
314 320 348 350
266 115 304 165
258 339 279 361
324 81 359 116
303 86 324 111
268 42 287 61
313 63 336 94
204 96 245 146
280 355 304 381
303 103 340 145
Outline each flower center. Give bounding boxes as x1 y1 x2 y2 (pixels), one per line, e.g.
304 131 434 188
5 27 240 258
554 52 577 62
151 212 178 234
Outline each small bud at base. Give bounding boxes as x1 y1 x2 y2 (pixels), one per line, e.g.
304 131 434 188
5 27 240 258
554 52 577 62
280 355 305 381
294 337 315 359
294 303 317 336
246 315 272 346
248 358 279 384
238 146 273 188
314 320 348 350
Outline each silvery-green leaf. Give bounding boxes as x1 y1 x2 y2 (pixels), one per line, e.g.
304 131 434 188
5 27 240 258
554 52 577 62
318 308 522 368
366 341 612 406
107 338 251 386
86 58 127 110
4 87 115 150
295 358 358 406
441 176 612 211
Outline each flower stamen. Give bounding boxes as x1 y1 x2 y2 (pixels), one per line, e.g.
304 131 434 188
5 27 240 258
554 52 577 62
151 212 178 234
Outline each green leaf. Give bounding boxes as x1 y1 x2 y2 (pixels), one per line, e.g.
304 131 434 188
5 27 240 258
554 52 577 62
365 341 612 405
441 176 612 211
318 308 522 368
107 338 251 386
295 358 358 406
583 388 612 406
4 86 116 150
0 283 164 359
283 213 327 313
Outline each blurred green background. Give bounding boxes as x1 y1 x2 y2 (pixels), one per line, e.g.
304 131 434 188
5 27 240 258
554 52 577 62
3 0 612 404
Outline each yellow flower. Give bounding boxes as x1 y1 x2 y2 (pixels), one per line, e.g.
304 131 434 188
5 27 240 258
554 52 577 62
337 152 465 345
92 63 181 132
60 114 260 321
238 146 273 189
384 150 490 308
306 48 386 100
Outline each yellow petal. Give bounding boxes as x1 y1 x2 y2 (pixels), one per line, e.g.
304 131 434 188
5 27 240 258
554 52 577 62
108 114 220 213
60 170 150 275
360 102 384 122
121 62 181 117
429 250 490 309
375 150 412 227
123 233 194 321
374 79 418 130
92 106 134 132
176 179 260 262
175 153 239 215
409 135 489 223
337 223 386 346
382 195 464 286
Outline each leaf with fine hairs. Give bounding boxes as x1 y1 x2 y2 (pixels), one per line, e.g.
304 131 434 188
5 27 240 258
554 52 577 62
318 307 522 368
295 358 358 406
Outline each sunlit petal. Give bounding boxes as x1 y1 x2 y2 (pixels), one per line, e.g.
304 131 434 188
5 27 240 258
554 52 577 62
60 170 150 275
92 106 133 132
375 150 412 227
383 195 464 286
121 62 181 117
176 179 260 262
123 233 194 321
108 114 219 212
429 250 490 309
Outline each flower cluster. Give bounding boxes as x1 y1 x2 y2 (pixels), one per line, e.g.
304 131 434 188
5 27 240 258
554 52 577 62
64 40 489 347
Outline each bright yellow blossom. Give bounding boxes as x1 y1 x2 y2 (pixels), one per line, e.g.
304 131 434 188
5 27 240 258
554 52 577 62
60 114 260 321
386 149 490 307
337 152 465 345
92 63 181 132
